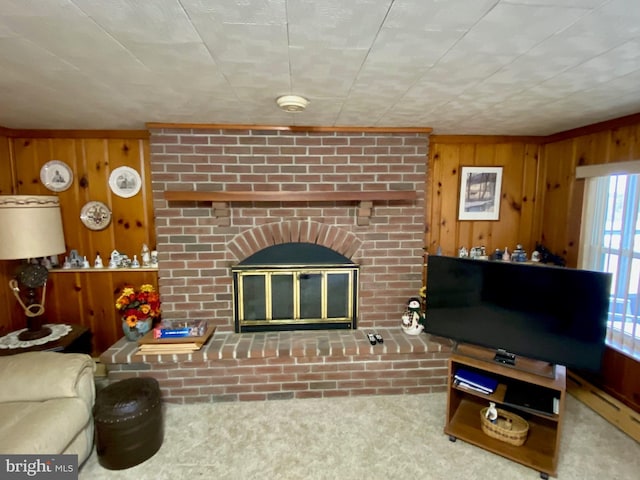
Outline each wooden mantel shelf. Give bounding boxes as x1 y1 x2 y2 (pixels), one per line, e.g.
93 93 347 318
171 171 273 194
164 190 417 203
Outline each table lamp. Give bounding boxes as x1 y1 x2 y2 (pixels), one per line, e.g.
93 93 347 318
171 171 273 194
0 195 66 341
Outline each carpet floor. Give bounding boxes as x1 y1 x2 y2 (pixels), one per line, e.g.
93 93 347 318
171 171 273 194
79 392 639 479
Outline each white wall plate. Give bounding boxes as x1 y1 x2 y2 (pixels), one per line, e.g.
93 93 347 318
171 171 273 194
40 160 73 192
80 201 112 231
109 166 142 198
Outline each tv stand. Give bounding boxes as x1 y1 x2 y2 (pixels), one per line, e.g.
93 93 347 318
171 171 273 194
453 342 557 379
445 345 566 478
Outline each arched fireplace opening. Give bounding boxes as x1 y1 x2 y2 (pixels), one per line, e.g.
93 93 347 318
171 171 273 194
232 242 359 332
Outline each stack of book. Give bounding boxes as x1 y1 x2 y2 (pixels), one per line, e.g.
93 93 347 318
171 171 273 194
136 320 215 355
453 368 498 395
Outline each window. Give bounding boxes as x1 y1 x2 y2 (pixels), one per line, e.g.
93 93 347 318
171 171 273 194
579 163 640 360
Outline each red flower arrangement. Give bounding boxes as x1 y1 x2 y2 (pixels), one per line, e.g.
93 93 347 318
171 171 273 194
115 284 161 327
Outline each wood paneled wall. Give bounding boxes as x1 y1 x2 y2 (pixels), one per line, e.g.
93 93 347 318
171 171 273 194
539 119 640 268
427 119 640 266
426 136 543 258
0 130 157 354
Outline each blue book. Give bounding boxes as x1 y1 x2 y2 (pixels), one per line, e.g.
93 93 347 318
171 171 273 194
153 320 208 339
157 329 192 338
454 368 498 393
454 380 492 394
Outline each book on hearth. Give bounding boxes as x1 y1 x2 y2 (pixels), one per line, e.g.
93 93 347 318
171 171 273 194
138 323 215 347
154 319 208 339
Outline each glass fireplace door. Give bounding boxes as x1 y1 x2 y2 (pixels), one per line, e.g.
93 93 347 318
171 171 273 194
233 266 358 332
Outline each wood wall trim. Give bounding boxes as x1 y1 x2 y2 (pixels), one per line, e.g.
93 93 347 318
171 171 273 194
164 190 417 202
544 112 640 144
146 122 432 134
431 134 544 144
4 129 149 139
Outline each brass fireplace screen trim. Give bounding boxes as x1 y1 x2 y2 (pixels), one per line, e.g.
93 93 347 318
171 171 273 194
232 265 359 332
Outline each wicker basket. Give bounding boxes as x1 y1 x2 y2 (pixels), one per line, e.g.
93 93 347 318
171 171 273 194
480 407 529 446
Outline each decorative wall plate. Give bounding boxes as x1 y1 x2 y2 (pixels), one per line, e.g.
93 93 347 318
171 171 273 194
40 160 73 192
80 201 112 231
109 166 142 198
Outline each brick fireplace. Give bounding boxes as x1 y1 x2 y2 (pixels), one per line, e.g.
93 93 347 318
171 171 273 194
151 127 429 331
100 126 451 402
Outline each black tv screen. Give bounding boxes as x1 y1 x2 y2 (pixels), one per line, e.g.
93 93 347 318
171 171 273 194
424 255 612 372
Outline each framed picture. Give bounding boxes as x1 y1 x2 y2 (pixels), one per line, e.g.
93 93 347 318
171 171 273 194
109 166 142 198
458 166 503 221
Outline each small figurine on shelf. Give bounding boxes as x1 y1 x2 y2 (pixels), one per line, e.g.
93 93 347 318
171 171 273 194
69 250 84 268
502 247 510 262
485 402 498 424
401 297 425 336
150 250 158 268
109 250 120 269
94 254 104 268
131 255 140 268
43 257 53 269
119 254 132 268
82 256 90 268
512 244 527 262
141 243 151 267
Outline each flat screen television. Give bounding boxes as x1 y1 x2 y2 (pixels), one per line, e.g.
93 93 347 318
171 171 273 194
424 255 612 372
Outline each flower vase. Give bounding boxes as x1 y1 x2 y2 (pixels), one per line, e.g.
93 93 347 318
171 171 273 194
122 317 153 341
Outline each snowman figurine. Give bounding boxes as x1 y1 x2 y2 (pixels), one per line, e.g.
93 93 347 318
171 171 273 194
401 297 425 335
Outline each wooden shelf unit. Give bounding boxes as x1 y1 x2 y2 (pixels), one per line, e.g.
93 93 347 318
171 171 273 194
163 190 417 203
446 344 566 479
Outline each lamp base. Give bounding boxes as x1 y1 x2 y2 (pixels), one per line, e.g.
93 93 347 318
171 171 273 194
18 326 52 341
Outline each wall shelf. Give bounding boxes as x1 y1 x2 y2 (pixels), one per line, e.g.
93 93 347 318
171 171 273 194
163 190 417 203
49 267 158 273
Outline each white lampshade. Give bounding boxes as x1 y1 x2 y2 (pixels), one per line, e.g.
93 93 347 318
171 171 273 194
0 195 66 260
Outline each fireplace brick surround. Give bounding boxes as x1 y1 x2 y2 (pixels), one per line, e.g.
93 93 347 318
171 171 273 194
100 127 451 402
150 127 429 330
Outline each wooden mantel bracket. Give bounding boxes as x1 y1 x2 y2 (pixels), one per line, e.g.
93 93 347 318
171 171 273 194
357 201 374 226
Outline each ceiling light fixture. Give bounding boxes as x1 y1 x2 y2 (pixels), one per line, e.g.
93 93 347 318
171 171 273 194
276 95 309 112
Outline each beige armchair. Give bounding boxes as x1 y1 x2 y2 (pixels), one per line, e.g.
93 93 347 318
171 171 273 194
0 351 96 464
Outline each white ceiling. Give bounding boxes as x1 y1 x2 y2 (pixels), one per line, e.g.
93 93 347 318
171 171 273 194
2 0 640 135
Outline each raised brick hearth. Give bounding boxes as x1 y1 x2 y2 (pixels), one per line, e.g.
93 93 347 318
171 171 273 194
100 329 451 403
